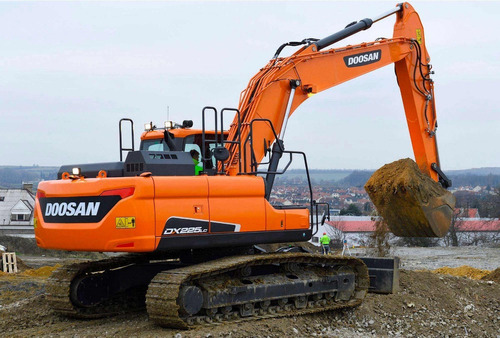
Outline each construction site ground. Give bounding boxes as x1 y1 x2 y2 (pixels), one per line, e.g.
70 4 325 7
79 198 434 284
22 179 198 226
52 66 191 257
1 246 499 337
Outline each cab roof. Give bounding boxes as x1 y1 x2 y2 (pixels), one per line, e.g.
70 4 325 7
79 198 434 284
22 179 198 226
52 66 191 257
140 129 228 140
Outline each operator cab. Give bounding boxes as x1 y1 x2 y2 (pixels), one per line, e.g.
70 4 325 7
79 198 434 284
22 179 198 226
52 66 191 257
57 119 228 179
140 126 228 173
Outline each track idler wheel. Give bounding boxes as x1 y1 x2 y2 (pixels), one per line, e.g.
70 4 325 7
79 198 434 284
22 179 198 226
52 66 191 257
178 286 203 316
70 272 112 307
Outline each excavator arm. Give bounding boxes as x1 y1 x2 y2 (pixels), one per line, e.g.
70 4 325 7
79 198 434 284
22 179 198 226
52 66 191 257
223 2 455 238
225 3 449 188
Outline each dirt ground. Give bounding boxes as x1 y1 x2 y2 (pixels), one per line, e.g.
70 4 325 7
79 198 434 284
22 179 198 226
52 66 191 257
1 247 499 337
375 246 500 271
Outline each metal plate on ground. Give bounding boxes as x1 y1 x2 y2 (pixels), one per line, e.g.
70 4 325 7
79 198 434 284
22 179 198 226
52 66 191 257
359 256 400 294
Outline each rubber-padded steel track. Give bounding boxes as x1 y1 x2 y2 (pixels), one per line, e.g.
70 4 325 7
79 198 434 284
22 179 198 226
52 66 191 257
146 253 369 329
46 254 149 318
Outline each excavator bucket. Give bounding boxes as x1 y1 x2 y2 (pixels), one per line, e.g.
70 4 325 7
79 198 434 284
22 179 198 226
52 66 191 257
365 158 456 237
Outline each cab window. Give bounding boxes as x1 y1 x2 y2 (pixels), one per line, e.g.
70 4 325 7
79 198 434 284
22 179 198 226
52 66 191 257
141 139 170 152
184 134 219 170
183 139 202 157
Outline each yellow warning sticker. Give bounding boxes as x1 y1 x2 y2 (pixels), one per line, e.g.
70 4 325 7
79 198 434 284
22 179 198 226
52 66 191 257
416 29 422 45
33 217 38 229
116 217 136 229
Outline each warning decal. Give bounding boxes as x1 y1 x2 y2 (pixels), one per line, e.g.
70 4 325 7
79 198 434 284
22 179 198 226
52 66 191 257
116 217 136 229
416 29 422 44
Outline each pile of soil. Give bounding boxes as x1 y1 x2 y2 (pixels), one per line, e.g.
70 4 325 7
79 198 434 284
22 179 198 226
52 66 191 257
0 263 60 277
365 158 456 237
482 268 500 283
0 236 106 259
20 265 61 278
15 256 32 272
1 268 498 336
433 265 491 280
349 270 500 337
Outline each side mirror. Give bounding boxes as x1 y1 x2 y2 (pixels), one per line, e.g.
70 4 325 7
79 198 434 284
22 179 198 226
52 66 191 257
163 130 178 151
182 120 193 128
321 213 327 225
212 147 229 162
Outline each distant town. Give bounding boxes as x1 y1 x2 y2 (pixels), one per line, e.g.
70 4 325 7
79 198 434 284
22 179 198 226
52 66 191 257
271 181 500 218
0 165 499 245
272 168 500 219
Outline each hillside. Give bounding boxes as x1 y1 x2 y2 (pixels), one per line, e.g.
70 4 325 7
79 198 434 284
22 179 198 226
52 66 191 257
276 167 500 188
1 165 499 190
0 166 58 189
447 167 500 176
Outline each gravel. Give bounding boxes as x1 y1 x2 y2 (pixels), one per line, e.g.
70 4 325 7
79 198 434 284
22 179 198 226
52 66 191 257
0 246 499 337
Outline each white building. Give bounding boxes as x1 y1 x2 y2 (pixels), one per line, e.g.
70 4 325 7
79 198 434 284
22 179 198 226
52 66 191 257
310 215 500 247
0 184 35 237
310 216 377 247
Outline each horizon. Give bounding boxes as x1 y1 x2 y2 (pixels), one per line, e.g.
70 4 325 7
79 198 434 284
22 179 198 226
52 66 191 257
1 164 500 173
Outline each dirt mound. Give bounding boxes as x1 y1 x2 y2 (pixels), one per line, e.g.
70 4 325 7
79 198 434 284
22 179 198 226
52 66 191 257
0 236 43 255
432 265 491 279
21 264 61 278
365 158 455 237
349 269 500 337
1 268 498 337
0 258 61 277
15 256 32 272
0 235 106 259
482 268 500 282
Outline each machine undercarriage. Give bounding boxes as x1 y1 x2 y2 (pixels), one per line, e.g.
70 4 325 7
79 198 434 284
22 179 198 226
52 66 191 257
47 252 369 328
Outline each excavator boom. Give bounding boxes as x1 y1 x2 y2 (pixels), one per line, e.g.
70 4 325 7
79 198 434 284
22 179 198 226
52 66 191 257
227 3 441 180
222 2 454 236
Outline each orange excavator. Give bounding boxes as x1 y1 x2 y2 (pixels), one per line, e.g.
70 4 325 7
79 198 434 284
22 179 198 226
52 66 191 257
35 3 453 328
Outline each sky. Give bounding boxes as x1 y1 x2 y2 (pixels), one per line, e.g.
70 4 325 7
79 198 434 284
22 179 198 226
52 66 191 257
0 1 499 170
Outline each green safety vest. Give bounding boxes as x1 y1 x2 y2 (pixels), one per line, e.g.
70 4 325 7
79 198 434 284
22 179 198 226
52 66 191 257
193 159 203 175
320 235 330 245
